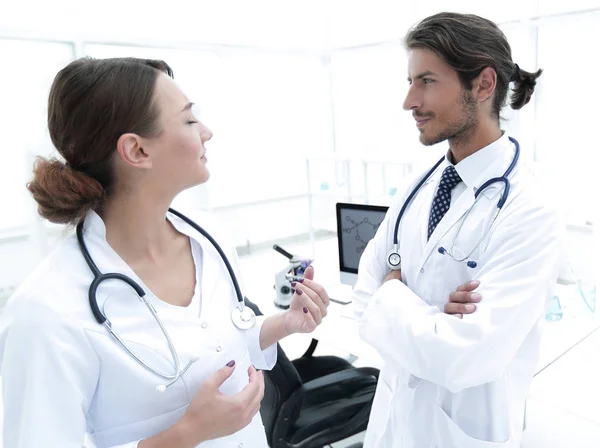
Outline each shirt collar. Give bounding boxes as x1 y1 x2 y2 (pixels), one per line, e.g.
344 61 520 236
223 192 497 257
82 209 107 240
444 133 512 189
82 208 198 242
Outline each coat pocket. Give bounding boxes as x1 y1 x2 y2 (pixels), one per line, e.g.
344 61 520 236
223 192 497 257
433 405 517 448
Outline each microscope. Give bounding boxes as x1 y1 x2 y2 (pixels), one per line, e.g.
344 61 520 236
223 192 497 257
273 244 312 309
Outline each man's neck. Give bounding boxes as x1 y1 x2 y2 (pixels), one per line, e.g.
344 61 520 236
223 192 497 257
448 124 502 164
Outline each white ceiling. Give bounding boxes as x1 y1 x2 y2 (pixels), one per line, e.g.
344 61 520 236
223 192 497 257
0 0 598 51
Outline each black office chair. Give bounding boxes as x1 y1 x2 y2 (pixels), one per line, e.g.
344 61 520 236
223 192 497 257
245 298 378 448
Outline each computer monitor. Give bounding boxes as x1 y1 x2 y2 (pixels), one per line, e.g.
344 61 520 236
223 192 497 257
336 202 389 287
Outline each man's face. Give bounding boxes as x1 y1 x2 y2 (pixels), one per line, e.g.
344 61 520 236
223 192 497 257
403 48 479 146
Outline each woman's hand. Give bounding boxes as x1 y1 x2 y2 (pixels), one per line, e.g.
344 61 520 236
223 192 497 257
283 266 330 334
181 363 264 444
140 362 264 448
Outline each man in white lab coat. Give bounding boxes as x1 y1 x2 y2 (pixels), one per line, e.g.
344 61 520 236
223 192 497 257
353 12 563 448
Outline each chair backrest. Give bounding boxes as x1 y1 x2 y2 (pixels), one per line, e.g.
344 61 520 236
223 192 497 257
244 299 303 442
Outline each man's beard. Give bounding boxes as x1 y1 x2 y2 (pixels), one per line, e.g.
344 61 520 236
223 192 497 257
420 90 479 147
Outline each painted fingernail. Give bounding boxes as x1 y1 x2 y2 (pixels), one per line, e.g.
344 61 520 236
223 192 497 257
291 282 297 287
471 293 481 301
297 289 304 295
226 360 235 367
465 304 476 312
298 278 305 283
303 307 309 313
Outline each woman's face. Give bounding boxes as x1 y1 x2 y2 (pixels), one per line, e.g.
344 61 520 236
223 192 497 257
140 73 213 196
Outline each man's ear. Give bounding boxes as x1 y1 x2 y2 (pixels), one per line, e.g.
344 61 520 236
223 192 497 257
473 67 497 103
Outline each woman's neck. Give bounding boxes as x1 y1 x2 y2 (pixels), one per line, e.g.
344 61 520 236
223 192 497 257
101 189 177 263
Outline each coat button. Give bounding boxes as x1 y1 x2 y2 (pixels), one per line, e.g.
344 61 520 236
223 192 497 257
216 346 222 352
238 444 243 448
201 322 208 329
420 268 425 273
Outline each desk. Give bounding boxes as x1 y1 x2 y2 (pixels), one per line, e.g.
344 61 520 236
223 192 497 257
535 283 599 375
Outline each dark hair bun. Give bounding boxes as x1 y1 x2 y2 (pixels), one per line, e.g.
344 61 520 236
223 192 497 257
27 157 104 225
511 65 543 110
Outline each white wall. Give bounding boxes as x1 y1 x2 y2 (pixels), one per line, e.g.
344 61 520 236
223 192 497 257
0 1 598 295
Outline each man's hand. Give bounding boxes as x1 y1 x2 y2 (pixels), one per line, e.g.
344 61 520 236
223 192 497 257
382 272 481 319
445 280 482 318
383 269 402 283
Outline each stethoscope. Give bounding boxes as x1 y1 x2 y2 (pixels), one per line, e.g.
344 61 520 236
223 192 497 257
76 208 256 392
387 136 520 271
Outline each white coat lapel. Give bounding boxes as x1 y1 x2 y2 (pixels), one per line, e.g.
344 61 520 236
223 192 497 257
419 186 475 269
195 234 228 310
167 212 230 312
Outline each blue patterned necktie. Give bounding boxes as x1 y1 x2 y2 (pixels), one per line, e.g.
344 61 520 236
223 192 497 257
428 165 462 240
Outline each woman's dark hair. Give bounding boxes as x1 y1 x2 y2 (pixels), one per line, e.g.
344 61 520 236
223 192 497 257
405 12 542 120
27 57 173 225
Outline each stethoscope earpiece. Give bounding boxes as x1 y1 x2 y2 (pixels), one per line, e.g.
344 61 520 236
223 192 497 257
439 246 477 269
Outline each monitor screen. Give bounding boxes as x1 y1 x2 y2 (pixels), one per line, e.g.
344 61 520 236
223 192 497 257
336 202 389 275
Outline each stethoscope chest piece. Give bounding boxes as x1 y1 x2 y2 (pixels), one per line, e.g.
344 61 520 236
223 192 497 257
231 307 257 330
387 244 401 270
387 252 401 270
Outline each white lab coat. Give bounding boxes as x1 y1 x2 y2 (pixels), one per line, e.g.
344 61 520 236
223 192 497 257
0 209 277 448
353 134 563 448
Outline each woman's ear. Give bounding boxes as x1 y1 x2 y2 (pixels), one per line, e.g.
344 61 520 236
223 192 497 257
116 133 152 169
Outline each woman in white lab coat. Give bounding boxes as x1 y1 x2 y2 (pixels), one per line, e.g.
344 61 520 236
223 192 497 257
353 13 563 448
0 57 329 447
